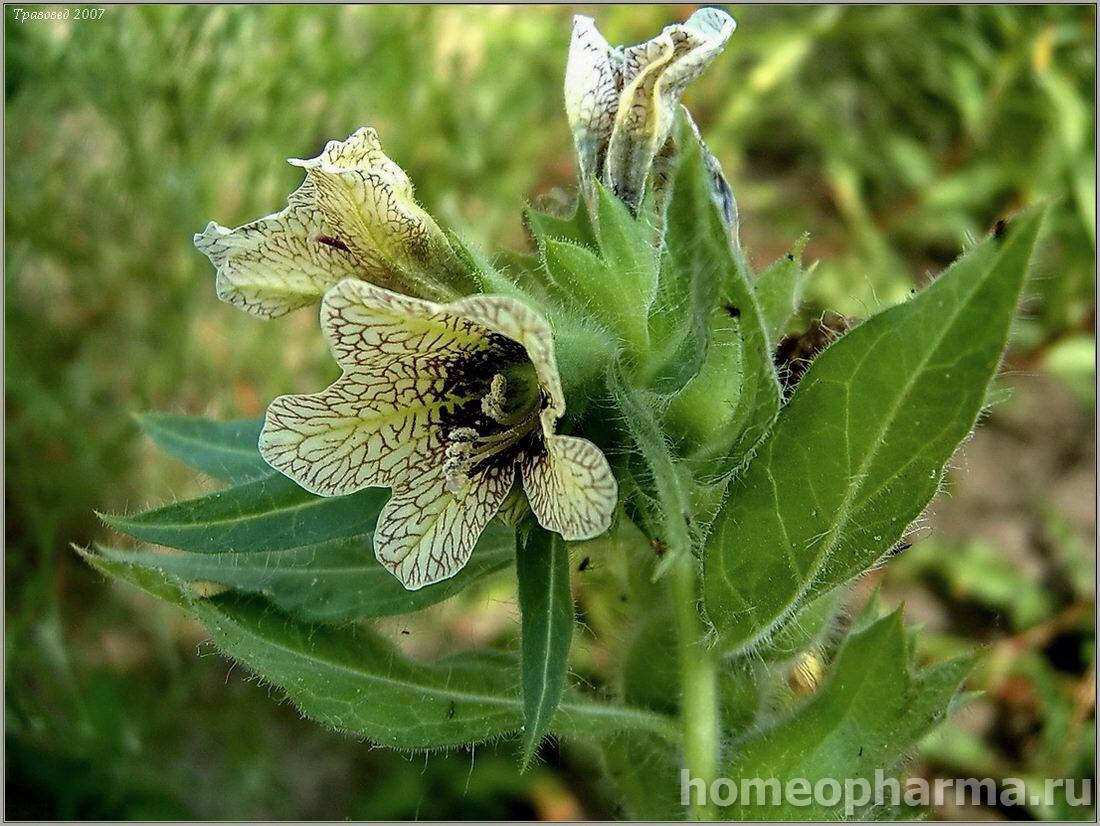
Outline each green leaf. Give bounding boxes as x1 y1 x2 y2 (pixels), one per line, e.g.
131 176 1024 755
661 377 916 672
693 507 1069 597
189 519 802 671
542 238 648 356
754 238 808 346
756 589 842 663
81 552 678 749
704 206 1046 653
516 528 574 768
601 732 686 820
447 230 529 301
602 593 760 820
593 182 659 313
100 463 517 621
95 525 515 622
101 474 384 554
608 366 694 579
619 605 679 718
603 580 687 821
717 612 973 820
525 200 596 249
659 119 781 473
136 413 269 484
76 545 192 608
196 593 519 750
662 307 745 456
527 188 656 361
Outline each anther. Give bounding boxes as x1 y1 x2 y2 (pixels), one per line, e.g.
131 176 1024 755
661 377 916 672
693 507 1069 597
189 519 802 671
481 373 510 423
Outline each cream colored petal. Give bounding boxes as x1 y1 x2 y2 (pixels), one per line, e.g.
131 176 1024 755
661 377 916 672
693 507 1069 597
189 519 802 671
259 368 478 495
375 462 515 589
291 128 462 301
321 279 495 371
621 8 734 92
259 279 505 495
448 294 566 421
194 179 362 318
564 15 624 185
605 8 735 209
522 435 617 541
312 126 413 181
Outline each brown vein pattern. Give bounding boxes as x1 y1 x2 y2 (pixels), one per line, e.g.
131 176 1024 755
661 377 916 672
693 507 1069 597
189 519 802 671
260 281 497 496
194 178 360 318
292 128 449 296
564 16 624 183
259 279 617 590
195 127 457 319
375 462 514 589
523 435 617 541
563 9 734 210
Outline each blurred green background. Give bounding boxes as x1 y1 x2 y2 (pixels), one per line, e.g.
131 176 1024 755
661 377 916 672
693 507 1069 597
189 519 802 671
5 4 1095 819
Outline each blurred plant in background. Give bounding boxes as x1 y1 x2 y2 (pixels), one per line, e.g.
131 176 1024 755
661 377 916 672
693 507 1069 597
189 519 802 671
5 4 1094 818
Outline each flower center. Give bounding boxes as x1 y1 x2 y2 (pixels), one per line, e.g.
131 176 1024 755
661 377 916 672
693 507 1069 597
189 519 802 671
443 362 542 492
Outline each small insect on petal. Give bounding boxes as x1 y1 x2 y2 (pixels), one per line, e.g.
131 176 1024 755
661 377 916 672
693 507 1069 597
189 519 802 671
194 178 360 319
315 233 351 253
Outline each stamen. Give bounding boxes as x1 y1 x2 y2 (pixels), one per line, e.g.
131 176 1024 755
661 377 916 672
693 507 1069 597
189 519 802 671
442 437 475 490
481 373 509 423
464 410 540 464
443 454 472 492
442 406 542 492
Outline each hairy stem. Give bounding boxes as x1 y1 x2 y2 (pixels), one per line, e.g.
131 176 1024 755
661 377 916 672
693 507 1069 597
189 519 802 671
673 552 719 820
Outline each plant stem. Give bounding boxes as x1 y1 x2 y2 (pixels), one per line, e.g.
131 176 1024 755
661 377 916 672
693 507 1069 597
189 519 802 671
672 552 719 820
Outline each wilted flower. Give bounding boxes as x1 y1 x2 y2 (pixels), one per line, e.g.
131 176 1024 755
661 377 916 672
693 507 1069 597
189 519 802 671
258 279 617 589
195 128 475 318
564 8 735 212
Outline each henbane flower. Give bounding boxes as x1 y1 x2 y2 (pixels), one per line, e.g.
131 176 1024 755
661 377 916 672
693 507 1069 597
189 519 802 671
258 279 618 589
194 128 475 318
564 8 735 213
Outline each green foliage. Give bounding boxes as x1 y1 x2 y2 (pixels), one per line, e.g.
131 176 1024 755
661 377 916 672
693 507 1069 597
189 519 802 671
704 206 1045 653
82 553 675 750
601 732 686 821
609 367 695 578
102 475 384 553
659 126 780 476
97 536 514 623
603 592 686 820
101 415 515 621
887 506 1096 820
525 202 597 250
7 5 1092 820
86 70 1047 819
89 421 674 755
516 528 574 768
756 590 841 663
719 611 974 819
754 239 808 345
135 414 270 483
532 185 660 361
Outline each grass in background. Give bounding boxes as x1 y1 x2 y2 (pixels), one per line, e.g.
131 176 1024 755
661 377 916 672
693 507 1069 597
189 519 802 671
5 5 1094 818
